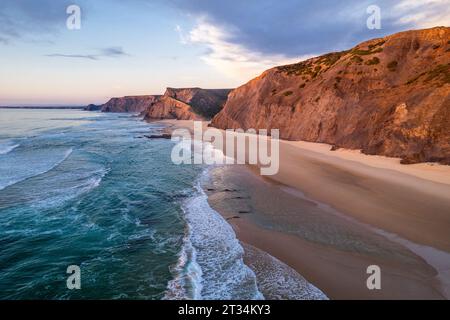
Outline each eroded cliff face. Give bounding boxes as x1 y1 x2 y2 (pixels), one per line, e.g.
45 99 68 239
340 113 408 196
101 95 161 113
142 87 231 121
97 88 231 119
211 27 450 164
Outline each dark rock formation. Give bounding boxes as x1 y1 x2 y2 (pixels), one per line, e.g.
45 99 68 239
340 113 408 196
92 88 231 120
144 134 172 139
101 95 161 113
142 87 232 121
84 104 101 111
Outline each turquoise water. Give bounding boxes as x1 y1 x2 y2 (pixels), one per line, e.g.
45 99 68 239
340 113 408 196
0 109 261 300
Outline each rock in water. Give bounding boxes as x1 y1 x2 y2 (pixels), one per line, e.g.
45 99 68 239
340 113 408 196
84 104 101 111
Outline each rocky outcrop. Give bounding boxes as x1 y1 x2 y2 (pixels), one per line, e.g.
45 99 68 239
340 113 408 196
101 95 161 113
84 104 101 111
211 27 450 164
96 88 231 120
142 87 231 121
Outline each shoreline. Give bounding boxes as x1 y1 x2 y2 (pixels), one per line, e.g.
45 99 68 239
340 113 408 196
156 119 450 299
204 165 448 299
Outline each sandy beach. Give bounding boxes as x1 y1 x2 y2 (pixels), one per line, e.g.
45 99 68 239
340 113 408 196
157 119 450 299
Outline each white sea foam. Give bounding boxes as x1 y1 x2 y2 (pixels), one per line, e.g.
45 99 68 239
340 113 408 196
165 169 263 300
243 243 328 300
80 168 109 192
0 143 19 155
0 148 73 191
164 226 203 300
31 167 109 209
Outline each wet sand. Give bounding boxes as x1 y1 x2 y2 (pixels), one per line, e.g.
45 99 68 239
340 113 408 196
204 165 449 299
157 119 450 299
271 140 450 252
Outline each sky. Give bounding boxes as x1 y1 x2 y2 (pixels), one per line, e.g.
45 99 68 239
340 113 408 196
0 0 449 106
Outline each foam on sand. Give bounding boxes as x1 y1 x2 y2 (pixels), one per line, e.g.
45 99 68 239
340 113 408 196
165 171 263 300
243 243 327 300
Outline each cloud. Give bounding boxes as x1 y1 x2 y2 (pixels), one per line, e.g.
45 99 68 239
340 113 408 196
175 25 188 44
45 54 98 60
169 0 375 56
0 36 9 45
99 46 130 57
171 0 449 55
0 0 75 44
167 0 449 79
46 47 129 60
184 18 309 80
393 0 450 28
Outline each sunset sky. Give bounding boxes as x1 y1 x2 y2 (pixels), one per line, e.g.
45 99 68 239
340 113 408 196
1 0 449 106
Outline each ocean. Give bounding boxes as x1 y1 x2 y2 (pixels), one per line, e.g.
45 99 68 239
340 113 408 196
0 109 261 299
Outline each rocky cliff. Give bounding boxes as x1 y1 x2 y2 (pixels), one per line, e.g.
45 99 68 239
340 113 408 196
211 27 450 164
84 104 101 111
142 87 231 121
101 95 161 113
